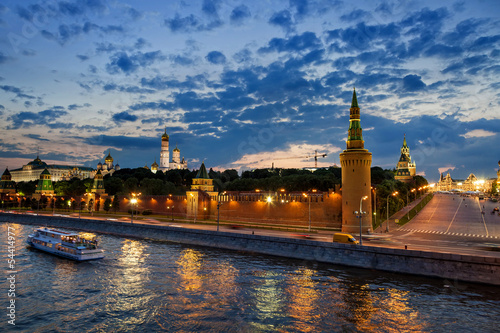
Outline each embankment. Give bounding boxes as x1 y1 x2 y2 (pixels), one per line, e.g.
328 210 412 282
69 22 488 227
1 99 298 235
2 213 500 286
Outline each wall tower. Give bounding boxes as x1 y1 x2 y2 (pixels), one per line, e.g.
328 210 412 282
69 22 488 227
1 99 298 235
395 134 416 183
339 89 372 234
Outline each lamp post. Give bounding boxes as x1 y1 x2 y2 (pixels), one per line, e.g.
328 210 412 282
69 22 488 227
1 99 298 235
386 191 398 232
130 198 137 223
217 191 226 231
356 196 368 245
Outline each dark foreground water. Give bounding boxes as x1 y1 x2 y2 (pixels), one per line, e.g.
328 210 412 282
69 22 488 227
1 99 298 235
1 222 500 332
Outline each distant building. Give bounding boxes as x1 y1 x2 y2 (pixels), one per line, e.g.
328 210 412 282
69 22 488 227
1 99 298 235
10 155 94 182
395 134 416 183
434 171 495 193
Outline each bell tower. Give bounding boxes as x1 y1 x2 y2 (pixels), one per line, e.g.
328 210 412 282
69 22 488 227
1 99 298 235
159 128 170 171
339 89 373 234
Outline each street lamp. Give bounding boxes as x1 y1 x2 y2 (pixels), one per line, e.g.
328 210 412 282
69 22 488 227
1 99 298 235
216 191 226 232
302 192 311 232
386 191 398 232
130 198 137 223
355 196 368 245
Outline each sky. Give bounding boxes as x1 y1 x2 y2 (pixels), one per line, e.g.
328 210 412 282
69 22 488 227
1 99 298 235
0 0 499 183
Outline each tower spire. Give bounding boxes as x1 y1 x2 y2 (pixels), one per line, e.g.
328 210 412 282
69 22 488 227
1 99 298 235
346 88 364 150
351 87 358 108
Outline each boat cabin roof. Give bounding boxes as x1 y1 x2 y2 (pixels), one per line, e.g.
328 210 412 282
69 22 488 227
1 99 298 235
37 228 78 237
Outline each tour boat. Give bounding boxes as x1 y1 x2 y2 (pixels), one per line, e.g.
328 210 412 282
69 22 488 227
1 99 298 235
26 227 104 261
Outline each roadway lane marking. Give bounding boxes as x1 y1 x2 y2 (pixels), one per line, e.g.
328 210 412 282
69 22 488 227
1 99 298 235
399 228 498 239
445 198 463 233
476 198 489 236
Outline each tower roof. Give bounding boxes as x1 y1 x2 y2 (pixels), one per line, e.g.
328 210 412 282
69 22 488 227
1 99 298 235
2 168 11 177
162 128 169 141
173 144 180 152
41 168 51 175
351 88 358 108
105 150 113 162
195 162 209 179
402 134 408 148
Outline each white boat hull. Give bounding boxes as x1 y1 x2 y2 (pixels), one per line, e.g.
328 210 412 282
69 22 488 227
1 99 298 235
26 228 104 261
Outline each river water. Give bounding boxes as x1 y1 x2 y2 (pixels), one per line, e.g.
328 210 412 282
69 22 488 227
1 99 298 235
1 222 499 332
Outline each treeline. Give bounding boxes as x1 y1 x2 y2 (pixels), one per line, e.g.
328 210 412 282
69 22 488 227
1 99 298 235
15 166 428 207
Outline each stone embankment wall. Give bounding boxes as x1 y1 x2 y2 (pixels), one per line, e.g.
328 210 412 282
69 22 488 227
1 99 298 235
2 213 500 286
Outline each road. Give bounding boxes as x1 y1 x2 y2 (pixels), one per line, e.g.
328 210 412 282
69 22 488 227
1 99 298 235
383 193 500 257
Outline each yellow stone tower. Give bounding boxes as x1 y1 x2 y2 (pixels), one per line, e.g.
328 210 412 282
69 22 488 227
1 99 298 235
339 89 372 234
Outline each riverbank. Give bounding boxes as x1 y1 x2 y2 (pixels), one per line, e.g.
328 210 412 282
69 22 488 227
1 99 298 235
2 212 500 286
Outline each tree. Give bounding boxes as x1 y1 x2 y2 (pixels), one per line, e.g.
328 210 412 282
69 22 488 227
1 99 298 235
67 179 86 197
112 195 120 213
88 198 94 213
124 177 139 193
140 178 167 195
103 198 112 213
104 177 124 195
17 181 37 196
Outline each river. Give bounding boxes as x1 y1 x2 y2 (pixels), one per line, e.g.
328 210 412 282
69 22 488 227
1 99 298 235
1 222 499 332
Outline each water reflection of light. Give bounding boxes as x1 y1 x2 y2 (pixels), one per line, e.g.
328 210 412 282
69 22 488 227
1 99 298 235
111 240 151 313
250 271 284 331
176 248 204 291
346 285 425 332
286 267 319 332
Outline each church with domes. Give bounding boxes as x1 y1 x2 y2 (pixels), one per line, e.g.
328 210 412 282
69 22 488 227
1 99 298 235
95 150 120 177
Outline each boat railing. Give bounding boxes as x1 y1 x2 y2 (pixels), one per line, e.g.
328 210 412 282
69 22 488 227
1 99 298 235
61 240 98 249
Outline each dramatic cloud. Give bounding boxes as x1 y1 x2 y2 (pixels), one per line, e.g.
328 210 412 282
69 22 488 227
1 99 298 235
230 5 251 25
7 108 68 129
268 10 294 31
0 1 498 181
205 51 226 64
106 51 166 74
112 111 138 123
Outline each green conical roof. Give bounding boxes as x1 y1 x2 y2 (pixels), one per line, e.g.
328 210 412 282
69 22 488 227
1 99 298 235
403 134 408 148
2 168 11 177
195 162 209 179
351 88 358 108
41 168 51 175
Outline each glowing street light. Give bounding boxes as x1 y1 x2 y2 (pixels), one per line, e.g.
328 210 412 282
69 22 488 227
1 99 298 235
130 198 137 223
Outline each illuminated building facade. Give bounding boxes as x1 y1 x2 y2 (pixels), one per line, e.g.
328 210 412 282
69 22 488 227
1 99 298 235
10 156 94 182
434 171 495 193
339 89 373 234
